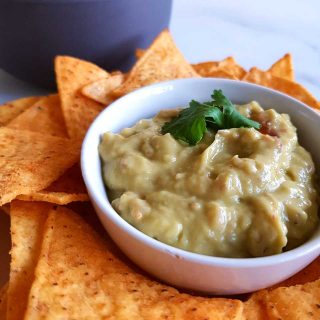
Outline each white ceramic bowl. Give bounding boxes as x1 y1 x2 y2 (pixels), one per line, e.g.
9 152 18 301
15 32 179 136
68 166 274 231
81 78 320 295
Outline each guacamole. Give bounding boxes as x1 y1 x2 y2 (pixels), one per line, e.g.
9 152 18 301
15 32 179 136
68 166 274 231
99 102 319 258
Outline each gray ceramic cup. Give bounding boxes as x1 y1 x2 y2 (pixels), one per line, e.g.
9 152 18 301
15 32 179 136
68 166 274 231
0 0 172 88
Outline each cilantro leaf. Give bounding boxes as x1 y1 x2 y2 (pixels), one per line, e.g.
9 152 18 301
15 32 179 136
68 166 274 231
161 89 261 145
211 90 261 130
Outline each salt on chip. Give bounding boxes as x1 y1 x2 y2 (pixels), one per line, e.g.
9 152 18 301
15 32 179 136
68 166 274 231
268 53 294 81
264 280 320 320
16 164 89 205
112 29 200 97
7 94 68 138
7 201 51 320
193 57 246 79
81 73 125 105
0 127 80 205
0 96 40 126
243 67 320 110
55 56 109 139
24 206 243 320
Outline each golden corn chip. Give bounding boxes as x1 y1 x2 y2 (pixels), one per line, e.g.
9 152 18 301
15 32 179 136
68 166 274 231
264 280 320 320
0 127 80 205
81 73 125 105
7 94 68 138
193 57 246 79
17 164 89 205
243 67 320 110
24 207 243 319
0 283 7 319
0 96 40 126
55 56 109 139
7 201 51 320
268 53 294 81
113 30 200 97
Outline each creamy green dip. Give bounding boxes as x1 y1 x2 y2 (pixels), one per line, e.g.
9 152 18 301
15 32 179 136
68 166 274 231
99 102 319 258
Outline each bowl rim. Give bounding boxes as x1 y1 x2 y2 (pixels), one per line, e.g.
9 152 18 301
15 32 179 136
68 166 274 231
81 78 320 268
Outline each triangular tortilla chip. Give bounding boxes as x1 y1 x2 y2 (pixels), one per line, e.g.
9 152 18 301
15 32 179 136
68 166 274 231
7 94 68 137
55 56 109 139
0 127 80 205
243 67 320 110
81 73 125 105
268 53 294 81
0 96 40 126
264 280 320 320
0 283 8 319
16 164 89 205
112 30 200 96
25 207 243 319
7 201 52 320
193 57 246 79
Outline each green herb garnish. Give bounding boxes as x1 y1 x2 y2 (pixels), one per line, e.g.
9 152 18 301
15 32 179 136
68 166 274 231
161 89 261 145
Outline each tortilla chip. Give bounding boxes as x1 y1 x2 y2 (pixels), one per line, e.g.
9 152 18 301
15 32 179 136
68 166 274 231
0 127 80 205
55 56 109 139
112 30 200 97
268 53 294 81
7 201 51 320
242 293 267 320
25 206 243 319
0 283 8 319
81 73 125 105
7 94 68 138
0 96 40 126
243 67 320 110
16 164 89 205
264 280 320 320
193 57 246 79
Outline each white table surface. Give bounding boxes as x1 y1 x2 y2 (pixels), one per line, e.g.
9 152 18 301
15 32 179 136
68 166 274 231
0 0 319 286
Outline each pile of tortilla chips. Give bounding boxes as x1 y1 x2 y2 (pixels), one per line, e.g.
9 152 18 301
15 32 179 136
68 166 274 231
0 29 319 319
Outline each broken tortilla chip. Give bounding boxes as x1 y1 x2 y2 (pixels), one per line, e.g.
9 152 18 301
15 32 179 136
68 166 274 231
0 96 40 126
24 207 243 319
268 53 294 81
0 127 80 205
7 94 68 138
55 56 109 139
7 201 51 320
193 57 246 79
112 30 200 97
243 67 320 110
81 73 125 105
17 164 89 205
